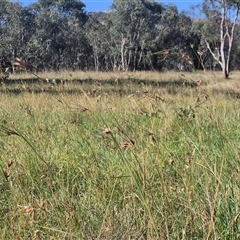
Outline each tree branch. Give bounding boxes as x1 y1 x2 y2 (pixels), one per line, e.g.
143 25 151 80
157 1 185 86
205 39 223 68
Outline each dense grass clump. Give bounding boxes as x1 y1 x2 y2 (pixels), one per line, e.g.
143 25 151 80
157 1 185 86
0 71 240 239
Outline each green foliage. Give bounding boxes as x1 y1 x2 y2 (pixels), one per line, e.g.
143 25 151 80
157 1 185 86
1 0 240 72
0 1 25 59
0 0 202 72
109 0 165 71
192 0 240 77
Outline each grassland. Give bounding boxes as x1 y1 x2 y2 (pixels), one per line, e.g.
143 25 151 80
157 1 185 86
0 70 240 239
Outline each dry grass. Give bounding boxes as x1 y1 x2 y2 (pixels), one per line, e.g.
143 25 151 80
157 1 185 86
6 69 240 96
1 70 240 239
9 69 180 81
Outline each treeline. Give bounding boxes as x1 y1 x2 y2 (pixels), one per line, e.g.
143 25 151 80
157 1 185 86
1 0 240 72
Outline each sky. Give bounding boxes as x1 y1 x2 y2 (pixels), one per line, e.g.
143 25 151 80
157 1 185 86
84 0 202 12
13 0 202 13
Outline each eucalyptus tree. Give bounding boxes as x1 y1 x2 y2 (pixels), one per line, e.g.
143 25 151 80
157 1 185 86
109 0 164 71
85 12 116 71
152 5 198 71
192 0 240 78
230 24 240 70
0 0 25 62
25 0 89 71
174 13 201 71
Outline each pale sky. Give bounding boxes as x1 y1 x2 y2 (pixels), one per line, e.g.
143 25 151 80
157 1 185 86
13 0 202 13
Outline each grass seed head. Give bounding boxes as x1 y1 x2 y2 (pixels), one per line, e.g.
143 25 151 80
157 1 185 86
6 159 13 168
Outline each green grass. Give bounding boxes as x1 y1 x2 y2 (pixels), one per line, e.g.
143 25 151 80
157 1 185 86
0 71 240 239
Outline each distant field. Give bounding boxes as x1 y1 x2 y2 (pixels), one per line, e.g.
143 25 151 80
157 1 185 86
1 70 240 239
7 69 240 96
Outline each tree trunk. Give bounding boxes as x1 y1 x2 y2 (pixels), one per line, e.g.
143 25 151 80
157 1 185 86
204 1 239 79
120 35 126 71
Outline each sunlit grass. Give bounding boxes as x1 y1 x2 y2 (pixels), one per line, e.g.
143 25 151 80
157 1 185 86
1 71 240 239
9 68 238 80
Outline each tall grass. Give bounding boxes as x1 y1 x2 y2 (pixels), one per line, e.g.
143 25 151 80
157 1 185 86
0 71 240 239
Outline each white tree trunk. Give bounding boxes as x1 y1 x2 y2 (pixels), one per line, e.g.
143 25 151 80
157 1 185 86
205 0 239 78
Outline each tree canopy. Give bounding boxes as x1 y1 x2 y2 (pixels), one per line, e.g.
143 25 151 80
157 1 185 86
0 0 240 75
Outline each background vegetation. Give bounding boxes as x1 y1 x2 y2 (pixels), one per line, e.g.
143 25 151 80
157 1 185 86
1 0 240 73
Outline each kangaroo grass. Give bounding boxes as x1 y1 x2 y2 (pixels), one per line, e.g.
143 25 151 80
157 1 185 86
1 71 240 238
0 124 48 167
